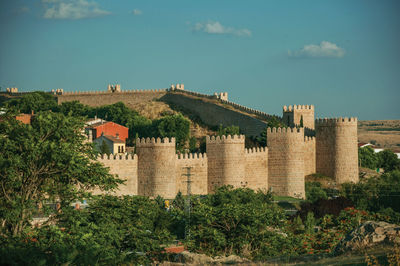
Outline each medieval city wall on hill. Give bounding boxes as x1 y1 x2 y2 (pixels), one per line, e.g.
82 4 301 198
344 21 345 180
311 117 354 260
161 93 268 136
57 89 167 107
53 85 358 198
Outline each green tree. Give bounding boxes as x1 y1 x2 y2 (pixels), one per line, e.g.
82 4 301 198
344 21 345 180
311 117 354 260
304 212 316 234
0 195 172 265
217 125 240 136
359 146 379 169
153 114 190 150
305 182 328 203
0 112 122 236
299 115 304 127
189 136 197 153
57 100 91 117
3 91 57 113
186 186 291 259
377 149 400 172
99 140 111 155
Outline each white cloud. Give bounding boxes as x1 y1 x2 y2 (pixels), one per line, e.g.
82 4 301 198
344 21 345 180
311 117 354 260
193 21 252 37
132 9 142 16
42 0 110 20
288 41 345 58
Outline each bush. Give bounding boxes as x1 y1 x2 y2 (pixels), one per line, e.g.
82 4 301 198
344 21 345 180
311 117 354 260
305 182 328 203
186 186 288 259
0 195 172 265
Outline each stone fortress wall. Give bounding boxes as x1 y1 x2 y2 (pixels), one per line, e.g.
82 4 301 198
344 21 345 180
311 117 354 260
316 118 359 184
56 84 279 137
267 128 305 198
55 84 358 199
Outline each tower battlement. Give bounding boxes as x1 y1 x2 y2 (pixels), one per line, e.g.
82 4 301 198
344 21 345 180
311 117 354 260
245 147 267 154
283 105 314 112
267 127 304 134
206 134 245 144
98 154 137 160
282 104 315 130
304 136 315 142
177 153 207 160
136 137 176 146
315 117 357 126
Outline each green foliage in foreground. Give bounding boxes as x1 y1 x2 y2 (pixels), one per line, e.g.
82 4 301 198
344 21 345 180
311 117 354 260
0 112 121 237
185 186 298 259
341 170 400 217
0 196 172 265
305 182 328 203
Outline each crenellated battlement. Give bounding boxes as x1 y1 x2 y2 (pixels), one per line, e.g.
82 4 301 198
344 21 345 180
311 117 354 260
61 88 167 95
283 105 314 112
315 117 357 126
304 136 315 142
245 147 267 154
267 127 304 134
206 134 245 144
136 137 176 146
97 154 137 160
176 153 207 160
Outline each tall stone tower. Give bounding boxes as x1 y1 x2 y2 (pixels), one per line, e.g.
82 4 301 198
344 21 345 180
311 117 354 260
283 105 315 130
136 137 177 198
206 135 246 192
315 118 358 184
267 127 305 198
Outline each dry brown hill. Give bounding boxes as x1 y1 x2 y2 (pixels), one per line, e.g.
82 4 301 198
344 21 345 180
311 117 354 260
358 120 400 151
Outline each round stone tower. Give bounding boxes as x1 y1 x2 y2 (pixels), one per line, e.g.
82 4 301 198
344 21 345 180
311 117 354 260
316 117 358 184
136 137 176 198
206 135 245 192
267 127 305 198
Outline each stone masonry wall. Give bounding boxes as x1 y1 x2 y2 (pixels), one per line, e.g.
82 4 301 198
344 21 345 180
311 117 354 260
267 128 305 198
245 147 268 191
136 137 177 199
161 93 268 136
206 135 246 192
283 105 315 130
96 154 138 196
176 153 208 195
316 118 358 184
57 90 167 107
304 136 316 176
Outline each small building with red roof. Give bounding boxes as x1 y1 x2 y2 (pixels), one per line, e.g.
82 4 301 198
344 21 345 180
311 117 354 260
85 120 129 142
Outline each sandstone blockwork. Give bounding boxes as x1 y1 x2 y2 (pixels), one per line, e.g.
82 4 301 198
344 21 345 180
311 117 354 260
283 105 315 130
316 118 359 184
56 87 358 198
267 128 305 198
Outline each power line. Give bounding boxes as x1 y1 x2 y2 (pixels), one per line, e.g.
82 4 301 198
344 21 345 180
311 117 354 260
182 167 193 240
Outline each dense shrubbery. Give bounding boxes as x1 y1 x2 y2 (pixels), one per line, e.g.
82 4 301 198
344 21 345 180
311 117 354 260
340 170 400 222
186 186 290 258
0 196 172 265
359 146 400 172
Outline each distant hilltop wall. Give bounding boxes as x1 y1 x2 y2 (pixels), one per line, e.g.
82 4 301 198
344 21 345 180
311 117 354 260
57 89 168 107
161 93 268 136
56 85 279 137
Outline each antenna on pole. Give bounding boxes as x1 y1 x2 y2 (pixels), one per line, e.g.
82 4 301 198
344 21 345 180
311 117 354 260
182 166 193 240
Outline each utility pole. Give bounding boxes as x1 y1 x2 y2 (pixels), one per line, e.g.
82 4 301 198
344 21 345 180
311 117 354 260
182 167 193 240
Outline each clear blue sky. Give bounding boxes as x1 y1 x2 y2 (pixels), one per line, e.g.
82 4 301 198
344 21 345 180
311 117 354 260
1 0 399 120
